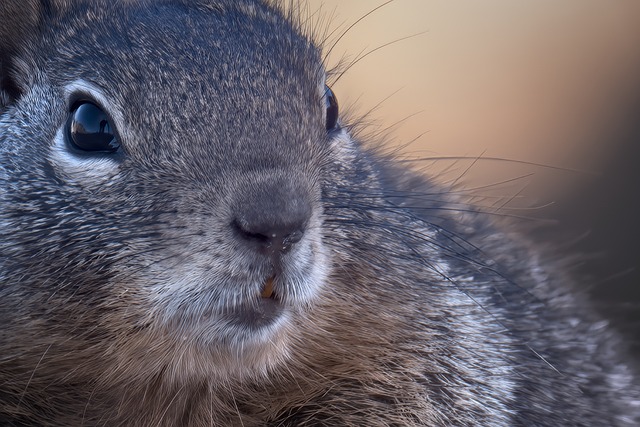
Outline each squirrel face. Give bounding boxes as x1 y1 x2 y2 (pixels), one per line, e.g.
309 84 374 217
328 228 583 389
0 1 354 378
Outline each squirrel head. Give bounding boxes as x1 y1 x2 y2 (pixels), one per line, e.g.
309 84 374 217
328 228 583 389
0 0 366 381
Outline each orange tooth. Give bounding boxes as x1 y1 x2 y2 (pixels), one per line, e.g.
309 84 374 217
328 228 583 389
261 277 274 298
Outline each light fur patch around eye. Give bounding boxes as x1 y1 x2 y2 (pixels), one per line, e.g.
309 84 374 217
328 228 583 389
318 74 327 106
63 79 127 132
50 126 121 186
327 128 351 151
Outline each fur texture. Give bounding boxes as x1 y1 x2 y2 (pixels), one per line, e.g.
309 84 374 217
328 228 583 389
1 1 638 425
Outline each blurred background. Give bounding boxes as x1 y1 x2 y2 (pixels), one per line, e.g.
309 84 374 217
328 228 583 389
302 0 640 355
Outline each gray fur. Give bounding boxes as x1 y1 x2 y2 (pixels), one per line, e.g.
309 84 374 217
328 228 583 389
0 0 638 425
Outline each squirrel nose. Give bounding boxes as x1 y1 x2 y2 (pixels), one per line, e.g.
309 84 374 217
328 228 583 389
231 176 312 259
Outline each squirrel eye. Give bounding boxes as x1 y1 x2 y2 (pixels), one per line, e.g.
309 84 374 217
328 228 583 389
324 85 339 132
66 102 120 152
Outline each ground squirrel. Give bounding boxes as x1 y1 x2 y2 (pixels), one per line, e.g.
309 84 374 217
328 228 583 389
1 1 638 425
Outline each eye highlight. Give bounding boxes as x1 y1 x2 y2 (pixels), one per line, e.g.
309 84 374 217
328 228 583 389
66 101 120 153
324 85 339 132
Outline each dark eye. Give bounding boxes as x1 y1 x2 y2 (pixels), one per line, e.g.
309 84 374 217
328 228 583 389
324 85 339 132
66 101 120 152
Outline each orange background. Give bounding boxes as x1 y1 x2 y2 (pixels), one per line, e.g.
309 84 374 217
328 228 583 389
302 0 640 188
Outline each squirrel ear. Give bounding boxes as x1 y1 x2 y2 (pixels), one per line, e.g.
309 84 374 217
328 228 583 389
0 0 43 109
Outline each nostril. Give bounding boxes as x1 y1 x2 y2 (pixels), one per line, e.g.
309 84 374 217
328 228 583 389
232 219 271 244
232 218 306 256
285 229 303 245
280 229 304 253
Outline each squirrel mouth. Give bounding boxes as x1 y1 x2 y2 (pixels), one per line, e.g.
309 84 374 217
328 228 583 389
260 276 276 299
